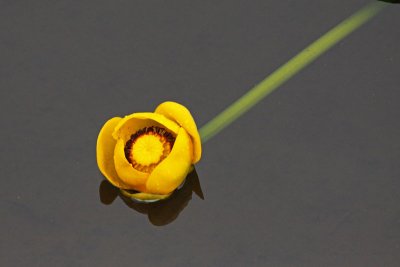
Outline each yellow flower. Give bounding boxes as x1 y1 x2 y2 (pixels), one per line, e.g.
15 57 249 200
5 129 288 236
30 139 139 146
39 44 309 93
96 101 202 201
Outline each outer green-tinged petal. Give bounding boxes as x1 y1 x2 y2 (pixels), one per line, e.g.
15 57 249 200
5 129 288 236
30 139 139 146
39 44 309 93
120 189 171 202
155 101 201 163
114 139 149 191
113 112 180 141
97 117 132 188
146 127 193 194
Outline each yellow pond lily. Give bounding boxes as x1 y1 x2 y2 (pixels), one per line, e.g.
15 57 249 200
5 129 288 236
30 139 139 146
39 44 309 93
96 101 201 201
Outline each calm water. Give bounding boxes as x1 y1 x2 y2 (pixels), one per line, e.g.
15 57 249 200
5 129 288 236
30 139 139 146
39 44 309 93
1 1 399 266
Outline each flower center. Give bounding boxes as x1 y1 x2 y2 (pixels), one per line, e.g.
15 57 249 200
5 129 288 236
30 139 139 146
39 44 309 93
124 126 175 173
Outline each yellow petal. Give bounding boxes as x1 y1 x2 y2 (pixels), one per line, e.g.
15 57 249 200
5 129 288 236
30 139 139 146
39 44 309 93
96 117 129 188
113 138 149 190
112 112 180 142
146 127 193 194
120 189 171 202
155 101 202 163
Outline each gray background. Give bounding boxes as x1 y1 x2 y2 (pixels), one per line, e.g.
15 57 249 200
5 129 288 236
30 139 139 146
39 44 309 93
1 1 399 266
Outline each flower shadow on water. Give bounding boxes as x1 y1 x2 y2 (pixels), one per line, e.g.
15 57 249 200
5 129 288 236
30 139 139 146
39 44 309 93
99 169 204 226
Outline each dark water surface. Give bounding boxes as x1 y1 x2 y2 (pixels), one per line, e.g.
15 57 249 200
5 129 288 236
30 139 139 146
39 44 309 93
1 1 399 266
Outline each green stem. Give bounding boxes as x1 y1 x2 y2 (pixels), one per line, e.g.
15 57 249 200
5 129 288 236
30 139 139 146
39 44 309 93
199 1 386 143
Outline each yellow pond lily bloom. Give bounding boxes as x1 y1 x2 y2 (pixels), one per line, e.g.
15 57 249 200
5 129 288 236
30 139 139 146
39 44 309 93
96 101 201 201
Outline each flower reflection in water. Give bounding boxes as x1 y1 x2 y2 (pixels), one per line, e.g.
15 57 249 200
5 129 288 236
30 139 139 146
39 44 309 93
99 169 203 226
